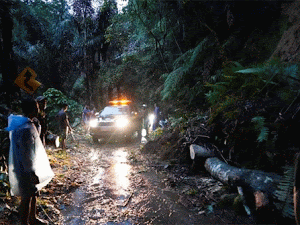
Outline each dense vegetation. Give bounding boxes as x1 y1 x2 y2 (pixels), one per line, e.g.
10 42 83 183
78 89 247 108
1 0 300 221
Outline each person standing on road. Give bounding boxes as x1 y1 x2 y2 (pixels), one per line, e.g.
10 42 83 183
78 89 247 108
56 103 72 150
6 98 54 225
90 106 97 120
141 104 148 136
36 96 48 147
153 103 160 131
82 105 91 132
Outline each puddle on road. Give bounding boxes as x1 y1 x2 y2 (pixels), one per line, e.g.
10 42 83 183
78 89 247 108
62 146 133 224
89 148 99 161
62 187 87 224
110 150 130 194
92 167 105 184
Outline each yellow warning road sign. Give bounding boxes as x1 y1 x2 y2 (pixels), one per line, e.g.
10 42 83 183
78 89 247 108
15 67 41 94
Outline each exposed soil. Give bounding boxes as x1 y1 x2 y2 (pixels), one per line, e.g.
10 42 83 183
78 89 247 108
0 128 255 224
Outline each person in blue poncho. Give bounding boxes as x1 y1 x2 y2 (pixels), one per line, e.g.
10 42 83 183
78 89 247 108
6 98 54 225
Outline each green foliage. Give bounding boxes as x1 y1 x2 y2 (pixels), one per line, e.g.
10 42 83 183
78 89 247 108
168 116 186 130
205 60 300 123
252 61 299 101
161 38 214 102
273 166 294 219
12 0 76 92
251 116 269 143
43 88 83 132
205 61 246 122
0 173 9 198
71 75 85 98
161 67 187 100
149 127 164 140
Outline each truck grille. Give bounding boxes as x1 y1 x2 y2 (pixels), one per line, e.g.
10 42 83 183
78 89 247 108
100 122 115 126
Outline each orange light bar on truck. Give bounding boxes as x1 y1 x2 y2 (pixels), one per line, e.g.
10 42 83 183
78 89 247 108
109 99 132 105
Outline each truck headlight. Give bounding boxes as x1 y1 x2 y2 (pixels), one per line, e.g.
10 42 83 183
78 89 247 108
89 119 98 127
149 114 155 125
116 118 129 128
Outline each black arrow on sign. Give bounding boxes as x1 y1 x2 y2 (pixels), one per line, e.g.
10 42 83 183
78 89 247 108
24 70 34 91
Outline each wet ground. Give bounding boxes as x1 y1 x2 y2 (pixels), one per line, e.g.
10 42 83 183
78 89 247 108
52 132 253 224
1 131 255 224
58 141 195 224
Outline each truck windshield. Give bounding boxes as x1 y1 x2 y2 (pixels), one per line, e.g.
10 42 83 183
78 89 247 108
100 106 130 117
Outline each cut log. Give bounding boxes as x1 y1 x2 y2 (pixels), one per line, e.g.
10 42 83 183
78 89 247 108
190 144 215 160
204 157 281 195
254 190 269 210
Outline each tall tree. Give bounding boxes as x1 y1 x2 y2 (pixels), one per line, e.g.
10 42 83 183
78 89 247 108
73 0 95 104
72 0 117 107
0 0 19 107
12 0 75 92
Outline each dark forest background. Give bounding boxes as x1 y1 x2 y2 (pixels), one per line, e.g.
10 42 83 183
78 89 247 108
1 0 300 221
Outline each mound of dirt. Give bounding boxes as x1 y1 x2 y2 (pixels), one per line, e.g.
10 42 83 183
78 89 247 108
142 129 190 163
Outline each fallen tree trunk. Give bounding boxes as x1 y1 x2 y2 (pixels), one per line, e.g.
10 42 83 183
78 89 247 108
204 157 281 194
190 144 215 160
204 157 284 217
191 144 284 215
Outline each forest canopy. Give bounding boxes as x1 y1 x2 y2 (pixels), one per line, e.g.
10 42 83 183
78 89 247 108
1 0 300 221
0 0 288 113
0 0 297 154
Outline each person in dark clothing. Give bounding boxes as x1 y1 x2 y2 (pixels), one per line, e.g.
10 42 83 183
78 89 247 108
6 98 54 225
56 103 72 150
82 105 91 131
36 96 47 147
153 103 160 131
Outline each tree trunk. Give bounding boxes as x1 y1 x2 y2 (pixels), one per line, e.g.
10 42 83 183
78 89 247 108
204 157 281 194
0 2 19 107
190 144 215 160
204 157 283 216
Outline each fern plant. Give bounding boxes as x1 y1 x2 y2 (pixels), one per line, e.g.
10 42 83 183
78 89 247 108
251 116 269 143
205 61 246 122
246 61 299 104
161 37 217 103
273 166 295 219
205 60 300 123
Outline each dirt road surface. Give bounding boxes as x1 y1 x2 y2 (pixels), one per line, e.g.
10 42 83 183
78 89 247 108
1 131 254 224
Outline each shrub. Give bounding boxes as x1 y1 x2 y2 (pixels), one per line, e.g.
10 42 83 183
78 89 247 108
43 88 83 132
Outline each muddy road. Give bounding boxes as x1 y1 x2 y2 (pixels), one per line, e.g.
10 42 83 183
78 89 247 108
1 132 253 224
59 141 204 224
46 133 253 225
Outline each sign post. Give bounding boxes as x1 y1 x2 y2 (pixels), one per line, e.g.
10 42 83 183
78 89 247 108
14 67 41 94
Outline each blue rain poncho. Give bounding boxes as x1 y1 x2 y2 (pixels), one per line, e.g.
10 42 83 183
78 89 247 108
6 114 54 197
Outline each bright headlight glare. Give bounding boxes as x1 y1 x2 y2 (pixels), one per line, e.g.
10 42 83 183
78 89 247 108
149 114 155 124
89 119 98 127
116 118 129 128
